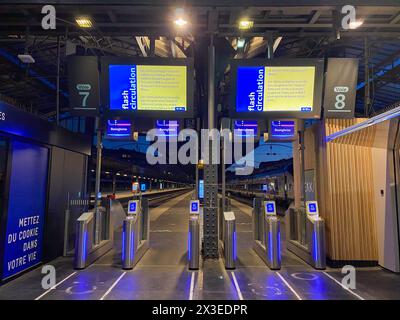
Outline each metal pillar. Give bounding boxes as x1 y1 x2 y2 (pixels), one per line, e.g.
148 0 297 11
266 32 274 59
94 117 103 245
299 130 306 207
56 35 60 125
195 164 199 198
203 35 219 258
221 137 226 214
112 174 116 194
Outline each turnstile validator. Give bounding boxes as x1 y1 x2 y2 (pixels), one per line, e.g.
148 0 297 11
121 197 150 269
286 201 326 269
252 199 281 270
221 211 236 269
188 200 200 270
74 199 113 270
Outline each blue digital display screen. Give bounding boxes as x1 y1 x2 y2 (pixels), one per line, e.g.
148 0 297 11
155 120 179 137
140 183 146 192
270 120 296 139
106 120 132 137
262 184 268 191
129 202 137 212
266 203 275 213
236 66 265 113
199 180 204 199
2 141 48 279
308 203 317 213
191 202 199 212
234 120 258 137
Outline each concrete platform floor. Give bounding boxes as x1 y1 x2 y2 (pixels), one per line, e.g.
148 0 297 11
0 192 400 300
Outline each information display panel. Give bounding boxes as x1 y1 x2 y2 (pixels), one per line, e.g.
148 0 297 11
155 120 180 137
233 120 258 138
101 57 194 119
230 59 324 119
106 119 132 139
267 119 297 141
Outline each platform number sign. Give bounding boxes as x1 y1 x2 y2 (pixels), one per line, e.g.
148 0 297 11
67 56 100 116
323 58 358 118
76 84 91 108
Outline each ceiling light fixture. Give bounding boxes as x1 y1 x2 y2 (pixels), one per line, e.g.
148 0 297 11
174 8 188 27
17 54 35 64
238 20 254 30
76 17 93 28
348 20 364 29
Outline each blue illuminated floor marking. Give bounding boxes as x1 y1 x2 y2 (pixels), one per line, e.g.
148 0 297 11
34 271 77 300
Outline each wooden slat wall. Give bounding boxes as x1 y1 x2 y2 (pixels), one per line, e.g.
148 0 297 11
305 119 379 261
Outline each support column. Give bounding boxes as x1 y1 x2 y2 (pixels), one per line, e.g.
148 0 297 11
94 117 103 245
203 35 219 259
56 35 61 125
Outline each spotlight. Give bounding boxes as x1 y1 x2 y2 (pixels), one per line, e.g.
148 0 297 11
238 20 254 30
76 17 93 28
349 20 364 29
174 8 188 27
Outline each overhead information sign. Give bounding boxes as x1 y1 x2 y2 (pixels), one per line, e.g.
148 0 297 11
323 58 358 118
237 66 315 113
231 59 324 119
67 56 100 116
155 120 179 137
106 120 132 138
233 120 258 138
109 65 187 112
102 57 194 119
268 120 297 141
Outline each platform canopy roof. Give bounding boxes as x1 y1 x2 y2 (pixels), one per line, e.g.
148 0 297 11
0 0 399 118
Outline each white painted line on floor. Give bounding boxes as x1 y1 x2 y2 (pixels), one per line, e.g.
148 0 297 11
99 271 127 301
189 272 196 300
231 271 244 300
276 272 302 300
322 271 365 300
34 271 77 300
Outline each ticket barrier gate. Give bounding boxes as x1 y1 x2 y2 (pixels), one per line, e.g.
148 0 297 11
286 201 326 269
74 199 114 269
188 200 200 270
121 197 150 269
220 211 236 269
252 198 281 270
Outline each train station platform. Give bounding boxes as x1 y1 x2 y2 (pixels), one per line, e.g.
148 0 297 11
1 193 399 301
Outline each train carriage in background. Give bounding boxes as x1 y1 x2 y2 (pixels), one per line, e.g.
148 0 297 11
226 158 294 209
